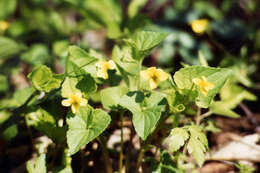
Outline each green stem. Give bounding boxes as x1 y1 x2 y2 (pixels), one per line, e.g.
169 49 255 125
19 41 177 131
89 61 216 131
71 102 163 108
119 110 124 173
173 113 180 128
195 107 201 126
184 84 194 104
97 137 113 173
136 146 145 173
196 110 212 126
137 60 142 90
135 112 171 172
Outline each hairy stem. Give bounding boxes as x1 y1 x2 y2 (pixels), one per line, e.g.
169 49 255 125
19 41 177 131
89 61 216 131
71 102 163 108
195 107 201 126
135 112 171 172
119 110 124 173
196 109 212 126
97 137 113 173
136 144 145 173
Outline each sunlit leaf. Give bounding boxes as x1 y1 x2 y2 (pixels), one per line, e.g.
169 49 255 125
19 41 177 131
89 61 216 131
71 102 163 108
66 106 111 155
26 154 47 173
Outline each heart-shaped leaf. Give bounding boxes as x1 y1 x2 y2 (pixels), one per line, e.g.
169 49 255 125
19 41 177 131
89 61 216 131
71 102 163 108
66 106 111 155
120 91 166 140
174 66 232 108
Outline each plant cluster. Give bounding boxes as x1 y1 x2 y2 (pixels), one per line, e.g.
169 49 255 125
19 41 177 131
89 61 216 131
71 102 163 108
0 0 259 173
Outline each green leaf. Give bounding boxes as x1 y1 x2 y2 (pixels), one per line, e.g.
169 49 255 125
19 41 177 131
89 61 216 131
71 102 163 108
76 74 97 94
54 149 73 173
21 44 51 66
112 45 139 75
169 128 189 153
111 45 140 88
198 51 208 67
0 37 23 60
187 137 205 167
100 85 128 110
187 126 208 167
28 65 63 93
204 121 221 133
61 77 80 98
2 124 18 141
219 81 257 108
0 87 36 109
0 74 8 92
174 66 232 108
66 106 111 155
125 30 169 52
13 87 35 107
210 102 240 118
235 162 256 173
63 61 97 96
53 40 69 57
26 108 66 143
230 63 253 87
188 126 208 148
0 0 16 19
26 154 47 173
120 91 166 140
128 0 148 18
81 0 123 38
67 46 98 76
68 46 94 60
210 81 256 118
0 110 11 124
152 150 183 173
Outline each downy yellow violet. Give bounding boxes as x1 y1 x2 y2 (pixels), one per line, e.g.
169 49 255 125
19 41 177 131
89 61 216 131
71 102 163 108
96 60 116 79
61 92 88 114
141 67 168 89
0 20 9 31
190 19 209 34
193 76 214 96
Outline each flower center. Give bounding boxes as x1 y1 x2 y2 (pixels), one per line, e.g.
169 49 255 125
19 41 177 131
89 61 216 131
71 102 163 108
70 96 81 105
151 74 159 82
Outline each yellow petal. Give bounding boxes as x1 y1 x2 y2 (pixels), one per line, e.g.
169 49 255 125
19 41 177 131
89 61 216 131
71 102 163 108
107 60 116 70
62 99 72 107
97 68 109 79
192 78 202 85
141 67 155 79
205 82 214 90
201 76 207 81
76 93 83 99
201 88 208 96
147 67 157 73
190 19 209 34
71 104 79 114
149 79 158 90
140 70 150 80
80 98 88 106
0 21 9 31
156 69 168 81
96 61 104 68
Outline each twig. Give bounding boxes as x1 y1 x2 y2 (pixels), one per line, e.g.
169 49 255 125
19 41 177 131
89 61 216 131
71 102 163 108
239 103 258 126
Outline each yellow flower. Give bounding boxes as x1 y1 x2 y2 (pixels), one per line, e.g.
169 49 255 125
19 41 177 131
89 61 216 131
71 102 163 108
140 67 169 89
0 20 9 31
96 60 116 79
190 19 209 34
61 93 88 114
192 76 214 96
